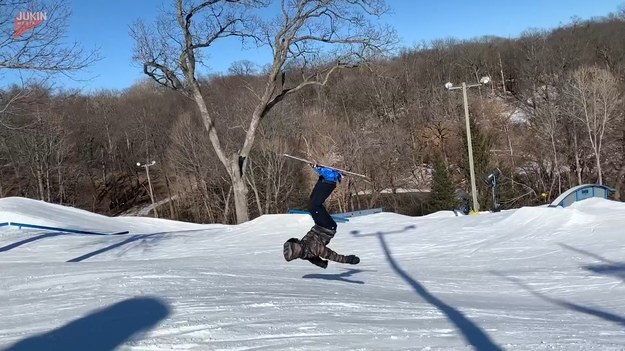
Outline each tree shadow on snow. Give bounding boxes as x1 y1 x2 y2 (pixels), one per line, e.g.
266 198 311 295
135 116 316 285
374 231 503 351
302 269 367 284
349 224 417 238
493 272 625 328
0 229 135 254
3 296 170 351
558 243 625 283
0 232 65 253
67 233 167 262
584 263 625 280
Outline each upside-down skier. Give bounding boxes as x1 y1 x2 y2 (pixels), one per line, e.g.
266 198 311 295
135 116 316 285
283 164 360 268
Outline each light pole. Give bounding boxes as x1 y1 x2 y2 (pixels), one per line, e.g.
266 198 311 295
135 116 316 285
137 160 158 217
445 76 491 213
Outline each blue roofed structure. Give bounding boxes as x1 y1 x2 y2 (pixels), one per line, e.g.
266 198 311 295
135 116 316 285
548 184 615 208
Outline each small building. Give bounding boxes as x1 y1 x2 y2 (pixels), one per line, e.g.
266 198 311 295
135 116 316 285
548 184 615 208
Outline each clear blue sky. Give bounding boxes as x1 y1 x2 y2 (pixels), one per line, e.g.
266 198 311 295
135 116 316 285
2 0 622 92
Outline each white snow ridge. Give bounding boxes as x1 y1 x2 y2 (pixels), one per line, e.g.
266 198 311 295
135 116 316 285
1 196 625 350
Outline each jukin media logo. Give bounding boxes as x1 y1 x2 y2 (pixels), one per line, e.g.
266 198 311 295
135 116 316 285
14 11 47 39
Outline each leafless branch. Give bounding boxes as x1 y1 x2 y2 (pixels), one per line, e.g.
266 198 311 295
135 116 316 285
0 0 99 73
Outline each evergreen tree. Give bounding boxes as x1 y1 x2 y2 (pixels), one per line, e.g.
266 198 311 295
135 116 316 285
428 156 458 212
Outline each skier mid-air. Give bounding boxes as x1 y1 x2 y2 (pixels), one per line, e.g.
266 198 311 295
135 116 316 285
283 162 360 269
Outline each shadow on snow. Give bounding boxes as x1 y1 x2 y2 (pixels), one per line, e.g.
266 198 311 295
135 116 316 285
303 268 366 284
494 272 625 329
3 296 170 351
351 227 503 351
559 243 625 283
0 232 65 253
349 224 417 238
67 233 168 262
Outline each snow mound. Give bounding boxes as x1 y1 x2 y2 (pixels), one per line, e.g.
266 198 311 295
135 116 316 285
0 197 218 234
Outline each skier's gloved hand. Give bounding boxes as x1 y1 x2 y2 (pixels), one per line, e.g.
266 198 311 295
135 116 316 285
346 255 360 265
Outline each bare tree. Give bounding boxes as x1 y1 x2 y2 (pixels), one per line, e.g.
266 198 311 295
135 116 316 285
0 0 98 127
614 125 625 200
0 0 97 72
167 111 221 221
530 86 564 197
228 59 258 76
7 97 68 201
567 66 621 185
132 0 395 223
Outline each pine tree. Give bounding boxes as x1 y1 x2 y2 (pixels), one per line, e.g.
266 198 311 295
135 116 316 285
428 156 458 213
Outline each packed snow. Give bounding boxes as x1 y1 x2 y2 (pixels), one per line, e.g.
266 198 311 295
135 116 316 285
1 196 625 350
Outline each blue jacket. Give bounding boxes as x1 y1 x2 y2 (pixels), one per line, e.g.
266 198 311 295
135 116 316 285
315 166 342 183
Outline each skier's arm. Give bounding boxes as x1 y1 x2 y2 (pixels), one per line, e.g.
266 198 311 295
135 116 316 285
319 246 353 264
302 231 358 265
307 256 328 269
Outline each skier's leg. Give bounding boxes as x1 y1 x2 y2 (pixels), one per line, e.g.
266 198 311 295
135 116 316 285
308 179 337 230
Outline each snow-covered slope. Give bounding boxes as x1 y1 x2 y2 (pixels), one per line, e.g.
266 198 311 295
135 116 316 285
1 197 624 350
0 197 218 234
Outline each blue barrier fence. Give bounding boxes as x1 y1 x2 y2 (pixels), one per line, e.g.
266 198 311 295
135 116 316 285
0 222 129 235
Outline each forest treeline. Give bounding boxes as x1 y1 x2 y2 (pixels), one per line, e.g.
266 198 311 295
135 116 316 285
1 13 625 223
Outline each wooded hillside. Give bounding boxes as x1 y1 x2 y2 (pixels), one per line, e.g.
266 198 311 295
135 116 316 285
2 13 624 223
